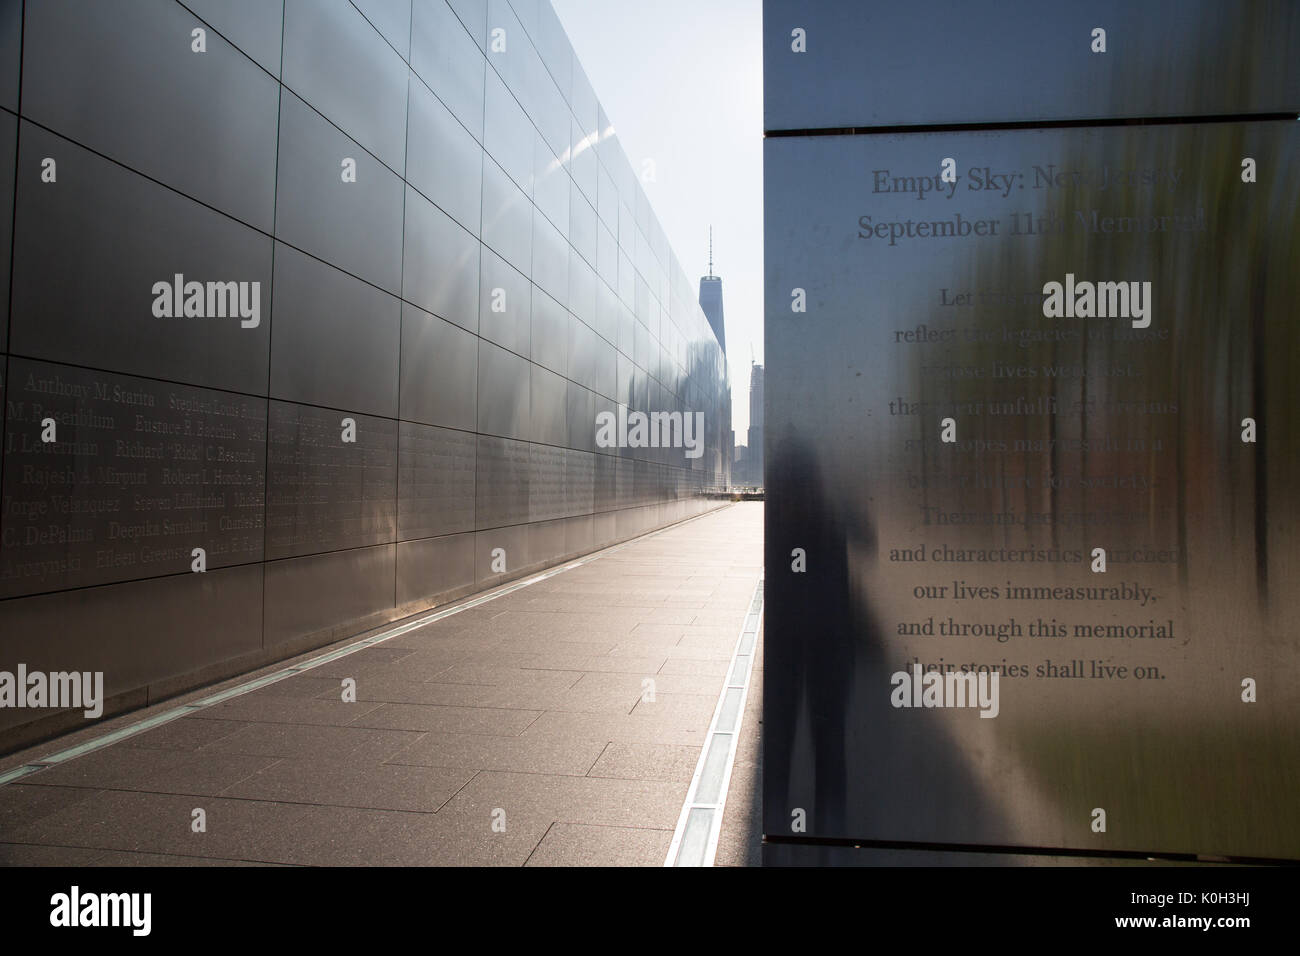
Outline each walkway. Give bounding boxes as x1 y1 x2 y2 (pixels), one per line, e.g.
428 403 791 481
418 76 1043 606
0 502 763 866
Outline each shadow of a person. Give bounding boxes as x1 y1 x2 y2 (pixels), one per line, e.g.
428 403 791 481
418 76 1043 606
764 431 861 834
764 429 1010 852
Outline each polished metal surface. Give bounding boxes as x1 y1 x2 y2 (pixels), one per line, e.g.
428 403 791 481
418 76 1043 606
282 0 409 174
398 303 479 429
352 0 412 60
270 244 402 418
22 0 279 232
395 531 476 608
0 0 21 111
484 67 537 195
763 119 1300 859
0 564 265 738
475 339 531 441
481 154 535 278
396 422 476 541
478 246 532 358
276 89 405 294
475 435 532 529
0 358 267 597
411 0 486 141
265 401 397 561
263 543 397 647
0 111 12 351
11 122 274 394
183 0 283 76
763 0 1300 131
0 0 729 749
406 75 484 234
531 286 569 376
402 184 482 327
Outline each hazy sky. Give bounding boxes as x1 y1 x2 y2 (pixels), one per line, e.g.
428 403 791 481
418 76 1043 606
552 0 763 443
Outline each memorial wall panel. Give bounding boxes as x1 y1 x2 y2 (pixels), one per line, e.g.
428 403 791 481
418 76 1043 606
476 521 530 582
269 244 402 419
763 121 1300 859
570 183 598 269
484 67 536 196
568 253 597 332
275 90 405 295
478 246 532 357
530 364 569 447
398 303 479 430
0 0 20 112
763 0 1300 132
265 401 397 560
593 452 618 513
481 155 535 280
447 0 488 53
528 516 567 568
282 0 409 174
531 287 569 377
263 543 397 648
565 448 596 518
476 339 532 441
0 562 265 735
475 434 532 529
406 75 484 235
352 0 413 60
0 109 13 353
10 123 274 395
531 206 570 307
528 442 568 523
533 131 569 237
563 381 602 454
0 359 266 597
570 116 598 207
183 0 285 77
402 185 481 328
411 0 486 142
20 0 280 232
395 531 476 608
396 421 476 540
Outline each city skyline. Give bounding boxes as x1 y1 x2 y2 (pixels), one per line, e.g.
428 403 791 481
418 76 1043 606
552 0 762 444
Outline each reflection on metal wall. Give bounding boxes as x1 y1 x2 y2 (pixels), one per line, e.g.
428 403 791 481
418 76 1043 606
763 0 1300 862
0 0 729 751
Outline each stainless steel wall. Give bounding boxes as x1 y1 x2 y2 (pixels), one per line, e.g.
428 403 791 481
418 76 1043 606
0 0 730 751
763 0 1300 862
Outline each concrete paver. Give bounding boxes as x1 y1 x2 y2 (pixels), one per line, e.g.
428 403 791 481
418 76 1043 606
0 502 764 866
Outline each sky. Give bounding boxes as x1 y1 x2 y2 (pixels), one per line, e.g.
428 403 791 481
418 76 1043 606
551 0 763 445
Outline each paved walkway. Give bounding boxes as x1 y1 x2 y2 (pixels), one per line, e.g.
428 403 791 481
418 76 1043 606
0 503 763 866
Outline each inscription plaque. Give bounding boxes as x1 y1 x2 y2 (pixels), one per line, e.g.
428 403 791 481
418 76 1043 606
1 359 265 597
265 401 397 560
528 443 568 523
475 435 531 529
396 421 476 540
764 121 1300 859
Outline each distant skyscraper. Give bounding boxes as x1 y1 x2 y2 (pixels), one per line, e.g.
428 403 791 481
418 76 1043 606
747 363 764 487
698 228 726 351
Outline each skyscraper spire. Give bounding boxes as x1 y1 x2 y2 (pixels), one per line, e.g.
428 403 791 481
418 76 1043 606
698 229 725 351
